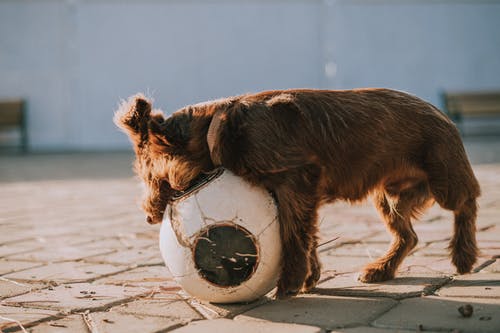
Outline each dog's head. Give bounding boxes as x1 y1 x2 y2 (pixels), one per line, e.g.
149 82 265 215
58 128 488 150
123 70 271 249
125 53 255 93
114 94 212 224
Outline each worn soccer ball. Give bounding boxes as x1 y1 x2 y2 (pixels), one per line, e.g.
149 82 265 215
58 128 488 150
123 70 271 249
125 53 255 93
159 168 282 303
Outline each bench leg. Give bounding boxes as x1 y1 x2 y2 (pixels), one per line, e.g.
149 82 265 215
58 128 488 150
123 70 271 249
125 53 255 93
20 102 28 153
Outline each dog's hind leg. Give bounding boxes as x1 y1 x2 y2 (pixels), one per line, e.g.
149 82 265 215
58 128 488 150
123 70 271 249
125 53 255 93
359 180 432 283
303 238 321 292
424 142 480 274
448 198 479 273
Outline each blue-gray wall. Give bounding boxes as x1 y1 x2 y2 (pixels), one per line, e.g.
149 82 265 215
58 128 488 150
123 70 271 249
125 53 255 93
1 0 499 150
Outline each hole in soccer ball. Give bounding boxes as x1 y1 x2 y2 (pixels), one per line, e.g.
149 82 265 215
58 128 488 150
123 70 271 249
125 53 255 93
193 224 258 287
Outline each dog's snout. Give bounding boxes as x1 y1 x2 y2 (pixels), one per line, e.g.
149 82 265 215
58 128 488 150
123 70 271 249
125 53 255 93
146 214 163 225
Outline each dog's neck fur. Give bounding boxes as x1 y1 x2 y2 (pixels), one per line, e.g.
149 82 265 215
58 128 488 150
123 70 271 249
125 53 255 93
206 109 224 166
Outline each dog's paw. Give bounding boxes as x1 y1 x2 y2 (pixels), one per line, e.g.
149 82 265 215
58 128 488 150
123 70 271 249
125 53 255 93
358 264 394 283
451 249 477 275
301 266 321 293
275 286 300 300
276 275 303 299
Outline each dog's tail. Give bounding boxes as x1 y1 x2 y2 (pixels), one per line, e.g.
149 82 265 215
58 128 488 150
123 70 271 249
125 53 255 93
424 120 480 274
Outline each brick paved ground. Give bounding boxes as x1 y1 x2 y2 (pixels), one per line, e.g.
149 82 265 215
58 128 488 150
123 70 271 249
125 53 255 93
0 143 499 333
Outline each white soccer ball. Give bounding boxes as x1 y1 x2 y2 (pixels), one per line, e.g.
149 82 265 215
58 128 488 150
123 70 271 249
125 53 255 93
159 168 282 303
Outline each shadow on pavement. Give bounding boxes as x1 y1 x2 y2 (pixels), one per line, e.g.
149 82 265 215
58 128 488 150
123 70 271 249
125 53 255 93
237 293 499 332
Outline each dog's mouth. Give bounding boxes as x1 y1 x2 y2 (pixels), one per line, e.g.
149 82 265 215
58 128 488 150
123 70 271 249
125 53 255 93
170 167 224 201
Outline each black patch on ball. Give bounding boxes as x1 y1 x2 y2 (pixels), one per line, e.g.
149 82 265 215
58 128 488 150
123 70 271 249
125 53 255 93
193 224 258 287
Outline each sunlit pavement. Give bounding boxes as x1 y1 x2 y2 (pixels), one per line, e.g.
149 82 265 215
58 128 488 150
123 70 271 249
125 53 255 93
0 138 499 332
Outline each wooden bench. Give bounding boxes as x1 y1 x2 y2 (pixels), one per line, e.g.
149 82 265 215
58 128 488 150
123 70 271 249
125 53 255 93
0 99 27 152
443 90 500 134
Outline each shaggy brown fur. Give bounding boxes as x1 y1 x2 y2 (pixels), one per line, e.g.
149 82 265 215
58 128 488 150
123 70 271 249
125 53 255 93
114 88 480 298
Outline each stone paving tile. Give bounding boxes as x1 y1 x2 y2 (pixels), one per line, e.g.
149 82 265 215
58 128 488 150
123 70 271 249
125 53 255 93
321 225 381 247
0 244 42 259
0 227 36 246
0 235 133 262
318 202 378 221
22 315 89 332
410 242 496 271
45 235 146 251
30 311 179 333
483 259 500 272
319 255 371 275
87 311 183 333
412 240 452 257
373 296 500 333
360 232 393 244
315 273 451 299
75 226 158 242
318 205 383 242
2 262 130 284
360 220 459 245
96 265 178 290
2 282 148 312
0 260 43 275
479 242 500 258
84 245 162 266
0 280 45 299
114 293 203 323
484 208 500 219
43 233 113 246
236 294 397 330
411 228 454 244
419 207 449 223
436 272 500 298
362 218 466 246
1 228 96 246
113 236 157 249
0 219 121 246
413 218 453 230
472 256 497 274
132 228 161 241
0 305 60 332
6 245 117 263
73 222 160 237
320 244 456 279
338 327 440 333
1 210 140 235
324 242 388 258
171 318 323 333
194 295 272 319
396 255 456 276
476 225 500 242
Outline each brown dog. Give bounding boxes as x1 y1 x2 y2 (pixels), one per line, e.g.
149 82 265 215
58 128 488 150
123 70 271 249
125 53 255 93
114 88 480 298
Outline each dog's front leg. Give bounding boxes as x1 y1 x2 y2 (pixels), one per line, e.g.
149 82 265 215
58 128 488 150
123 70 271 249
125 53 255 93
270 167 321 299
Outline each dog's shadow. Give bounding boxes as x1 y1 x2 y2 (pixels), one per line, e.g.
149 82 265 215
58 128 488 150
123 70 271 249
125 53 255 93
226 280 500 332
209 275 500 332
310 275 500 299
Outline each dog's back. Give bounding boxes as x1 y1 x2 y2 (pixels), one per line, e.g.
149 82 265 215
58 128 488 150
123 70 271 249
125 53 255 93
220 88 479 201
214 88 480 283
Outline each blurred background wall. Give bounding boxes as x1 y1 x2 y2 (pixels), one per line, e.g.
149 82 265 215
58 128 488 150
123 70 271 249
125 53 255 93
1 0 499 151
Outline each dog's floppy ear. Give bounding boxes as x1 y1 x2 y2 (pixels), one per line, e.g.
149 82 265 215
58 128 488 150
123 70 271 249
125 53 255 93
114 94 152 149
148 112 190 154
